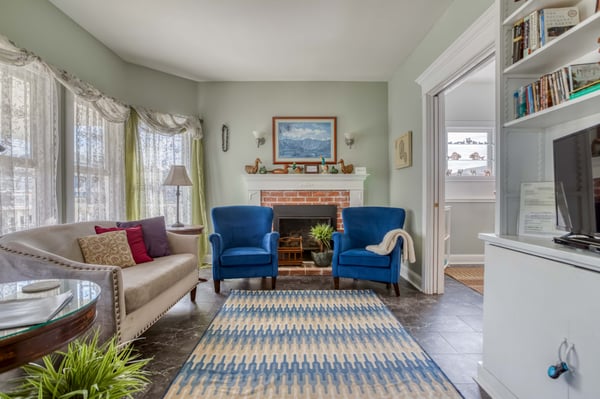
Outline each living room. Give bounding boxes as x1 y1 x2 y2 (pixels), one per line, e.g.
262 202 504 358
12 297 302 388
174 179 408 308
2 1 600 398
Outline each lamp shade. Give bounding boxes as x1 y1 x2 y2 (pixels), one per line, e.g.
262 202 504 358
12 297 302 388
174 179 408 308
163 165 193 186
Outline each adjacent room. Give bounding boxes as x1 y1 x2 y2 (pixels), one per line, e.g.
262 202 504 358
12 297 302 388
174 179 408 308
1 1 600 398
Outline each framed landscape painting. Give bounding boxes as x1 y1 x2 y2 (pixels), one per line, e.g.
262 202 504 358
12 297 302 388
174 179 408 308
272 116 337 164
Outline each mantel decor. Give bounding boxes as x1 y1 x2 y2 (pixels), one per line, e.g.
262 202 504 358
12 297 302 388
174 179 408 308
272 116 337 164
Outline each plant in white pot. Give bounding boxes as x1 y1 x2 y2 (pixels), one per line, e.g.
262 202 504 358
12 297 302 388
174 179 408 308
309 223 334 267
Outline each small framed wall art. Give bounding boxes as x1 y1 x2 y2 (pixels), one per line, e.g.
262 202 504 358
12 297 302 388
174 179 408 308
394 131 412 169
272 116 337 164
304 164 319 174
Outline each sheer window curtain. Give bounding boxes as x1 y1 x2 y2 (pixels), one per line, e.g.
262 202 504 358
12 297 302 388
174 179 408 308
0 62 58 234
71 96 126 222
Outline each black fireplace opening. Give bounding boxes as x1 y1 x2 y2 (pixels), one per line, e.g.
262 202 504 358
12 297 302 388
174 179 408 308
273 205 337 256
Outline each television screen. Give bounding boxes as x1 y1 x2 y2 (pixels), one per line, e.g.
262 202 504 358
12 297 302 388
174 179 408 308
553 124 600 238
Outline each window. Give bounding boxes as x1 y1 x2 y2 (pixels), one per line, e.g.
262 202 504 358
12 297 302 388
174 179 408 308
446 128 495 177
70 96 125 222
137 121 191 225
0 62 58 234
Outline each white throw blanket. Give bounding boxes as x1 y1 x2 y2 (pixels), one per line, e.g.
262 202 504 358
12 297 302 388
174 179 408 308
366 228 416 263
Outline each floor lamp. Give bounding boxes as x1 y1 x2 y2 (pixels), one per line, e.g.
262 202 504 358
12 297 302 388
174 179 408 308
163 165 193 227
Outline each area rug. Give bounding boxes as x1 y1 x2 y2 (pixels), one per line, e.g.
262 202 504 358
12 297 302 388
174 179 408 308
163 290 462 399
445 266 484 294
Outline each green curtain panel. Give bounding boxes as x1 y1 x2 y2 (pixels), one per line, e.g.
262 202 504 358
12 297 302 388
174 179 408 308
191 138 209 263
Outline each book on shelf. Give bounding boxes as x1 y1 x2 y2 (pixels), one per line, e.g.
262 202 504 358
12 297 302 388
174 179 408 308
569 62 600 94
0 291 73 330
510 6 579 64
539 7 579 46
513 67 573 119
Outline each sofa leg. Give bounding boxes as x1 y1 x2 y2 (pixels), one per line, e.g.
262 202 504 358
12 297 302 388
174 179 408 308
334 277 340 290
271 277 277 290
190 287 197 302
393 283 400 297
214 280 221 294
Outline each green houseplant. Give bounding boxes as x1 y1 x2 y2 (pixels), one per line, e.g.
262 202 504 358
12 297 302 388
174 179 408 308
1 330 150 399
309 223 334 267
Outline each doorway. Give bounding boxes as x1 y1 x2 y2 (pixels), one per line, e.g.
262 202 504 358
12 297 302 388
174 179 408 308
416 4 496 294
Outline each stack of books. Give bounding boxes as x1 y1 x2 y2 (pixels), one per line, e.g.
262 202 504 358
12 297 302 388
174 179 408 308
513 62 600 119
512 6 580 64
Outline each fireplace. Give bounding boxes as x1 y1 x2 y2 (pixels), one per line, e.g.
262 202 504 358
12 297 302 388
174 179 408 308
274 205 337 255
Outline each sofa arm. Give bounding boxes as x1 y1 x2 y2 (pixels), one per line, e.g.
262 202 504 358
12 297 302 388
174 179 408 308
0 242 125 344
166 232 199 258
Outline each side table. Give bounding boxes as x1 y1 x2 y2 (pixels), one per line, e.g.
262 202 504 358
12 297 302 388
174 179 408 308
0 279 100 373
166 225 207 283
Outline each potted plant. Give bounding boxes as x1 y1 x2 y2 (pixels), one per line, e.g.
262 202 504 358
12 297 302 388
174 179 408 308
1 330 150 399
309 223 334 267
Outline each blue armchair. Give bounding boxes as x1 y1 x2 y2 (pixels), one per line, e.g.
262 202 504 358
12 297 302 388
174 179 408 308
332 206 406 296
209 206 280 293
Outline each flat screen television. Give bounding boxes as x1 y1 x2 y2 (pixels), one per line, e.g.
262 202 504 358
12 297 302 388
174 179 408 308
553 124 600 251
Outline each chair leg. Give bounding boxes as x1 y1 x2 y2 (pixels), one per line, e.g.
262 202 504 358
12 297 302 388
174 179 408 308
393 283 400 297
272 277 277 290
190 287 197 302
386 283 391 289
334 277 340 290
214 280 221 294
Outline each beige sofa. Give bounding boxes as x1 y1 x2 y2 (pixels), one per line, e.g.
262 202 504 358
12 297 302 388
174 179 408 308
0 221 199 343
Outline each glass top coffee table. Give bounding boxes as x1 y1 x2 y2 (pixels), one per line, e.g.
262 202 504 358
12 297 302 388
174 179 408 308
0 279 100 373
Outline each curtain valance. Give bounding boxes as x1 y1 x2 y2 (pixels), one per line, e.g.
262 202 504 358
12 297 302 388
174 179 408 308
134 106 203 140
0 34 130 123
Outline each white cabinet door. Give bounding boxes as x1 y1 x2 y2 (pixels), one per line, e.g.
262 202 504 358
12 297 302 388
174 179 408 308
565 267 600 399
483 244 569 399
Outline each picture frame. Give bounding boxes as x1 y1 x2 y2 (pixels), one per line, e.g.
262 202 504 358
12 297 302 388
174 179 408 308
272 117 337 164
304 164 319 174
394 131 412 169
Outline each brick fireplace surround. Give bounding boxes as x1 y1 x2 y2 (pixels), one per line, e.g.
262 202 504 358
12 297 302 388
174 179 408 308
244 174 368 275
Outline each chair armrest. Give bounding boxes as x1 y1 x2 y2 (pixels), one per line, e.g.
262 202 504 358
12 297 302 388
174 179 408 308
263 231 280 253
332 231 351 253
209 232 223 259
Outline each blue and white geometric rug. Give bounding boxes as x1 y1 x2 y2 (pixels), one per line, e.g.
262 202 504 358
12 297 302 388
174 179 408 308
163 290 462 398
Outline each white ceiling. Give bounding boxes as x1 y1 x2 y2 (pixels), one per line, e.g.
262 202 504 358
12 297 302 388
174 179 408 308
49 0 454 82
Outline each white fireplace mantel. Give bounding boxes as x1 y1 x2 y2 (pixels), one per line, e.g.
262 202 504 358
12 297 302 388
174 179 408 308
243 174 368 206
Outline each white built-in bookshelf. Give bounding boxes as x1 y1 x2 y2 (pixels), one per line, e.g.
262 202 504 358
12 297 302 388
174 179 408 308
477 1 600 398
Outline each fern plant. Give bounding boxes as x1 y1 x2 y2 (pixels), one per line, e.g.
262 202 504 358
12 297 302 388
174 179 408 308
1 330 150 399
309 223 334 252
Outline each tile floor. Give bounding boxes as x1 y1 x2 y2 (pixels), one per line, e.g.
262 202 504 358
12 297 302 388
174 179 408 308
131 268 491 399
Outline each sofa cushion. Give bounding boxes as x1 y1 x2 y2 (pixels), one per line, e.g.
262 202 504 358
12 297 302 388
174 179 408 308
338 248 391 268
117 216 171 258
77 230 136 267
95 225 153 264
120 253 197 313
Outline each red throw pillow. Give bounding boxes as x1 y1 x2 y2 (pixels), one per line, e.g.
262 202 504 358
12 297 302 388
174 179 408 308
95 225 153 264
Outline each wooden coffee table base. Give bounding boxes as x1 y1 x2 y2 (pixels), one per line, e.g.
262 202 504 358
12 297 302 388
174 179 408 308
0 302 97 373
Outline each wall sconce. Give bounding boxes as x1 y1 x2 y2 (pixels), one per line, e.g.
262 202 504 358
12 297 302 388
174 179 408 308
253 130 266 148
344 133 355 149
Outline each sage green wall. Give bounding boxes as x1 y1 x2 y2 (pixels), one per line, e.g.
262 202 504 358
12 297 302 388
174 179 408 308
0 0 197 114
388 0 494 280
198 82 389 210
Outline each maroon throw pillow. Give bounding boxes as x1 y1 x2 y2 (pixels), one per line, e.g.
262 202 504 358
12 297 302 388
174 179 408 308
95 225 153 264
117 216 171 258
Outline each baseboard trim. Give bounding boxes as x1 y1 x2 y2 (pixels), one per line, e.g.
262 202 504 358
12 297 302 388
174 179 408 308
448 254 484 265
400 264 423 292
475 362 518 399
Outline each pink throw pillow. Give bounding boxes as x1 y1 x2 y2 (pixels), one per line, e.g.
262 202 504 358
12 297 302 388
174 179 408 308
95 225 153 264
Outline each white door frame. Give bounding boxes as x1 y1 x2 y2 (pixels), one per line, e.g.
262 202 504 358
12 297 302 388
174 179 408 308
415 3 497 294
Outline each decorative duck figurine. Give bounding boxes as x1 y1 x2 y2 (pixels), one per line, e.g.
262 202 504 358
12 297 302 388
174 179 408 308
244 158 261 174
271 164 289 174
338 159 354 174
